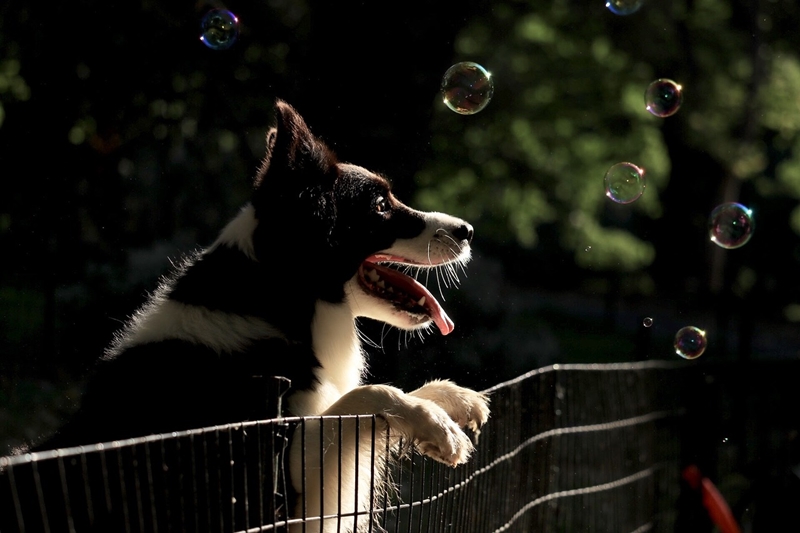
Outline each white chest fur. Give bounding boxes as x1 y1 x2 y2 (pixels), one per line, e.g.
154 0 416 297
287 300 365 416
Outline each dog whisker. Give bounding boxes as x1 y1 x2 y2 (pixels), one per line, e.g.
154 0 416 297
450 263 461 285
457 261 468 279
433 261 447 302
440 232 462 251
379 322 392 353
415 325 431 344
437 252 454 289
356 322 380 350
443 257 460 285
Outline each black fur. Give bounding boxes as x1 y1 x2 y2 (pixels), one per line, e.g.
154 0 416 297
1 99 479 533
39 338 318 450
30 99 428 451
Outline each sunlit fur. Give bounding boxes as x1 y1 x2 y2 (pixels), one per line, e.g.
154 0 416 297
29 100 489 533
344 209 472 336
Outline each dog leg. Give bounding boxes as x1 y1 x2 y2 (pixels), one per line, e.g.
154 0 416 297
290 383 484 533
289 414 387 533
408 379 490 438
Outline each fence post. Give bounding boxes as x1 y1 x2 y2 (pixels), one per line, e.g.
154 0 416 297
247 375 292 529
250 375 292 419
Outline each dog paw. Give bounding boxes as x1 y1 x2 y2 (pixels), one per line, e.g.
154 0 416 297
400 401 476 466
320 383 485 467
409 379 490 435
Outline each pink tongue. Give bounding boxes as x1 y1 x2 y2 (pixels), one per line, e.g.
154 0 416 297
368 261 454 335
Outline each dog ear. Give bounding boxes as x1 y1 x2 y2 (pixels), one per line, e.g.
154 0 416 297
254 99 337 190
251 100 338 254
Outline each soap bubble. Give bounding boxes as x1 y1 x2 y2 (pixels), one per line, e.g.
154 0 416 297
645 79 683 118
605 0 644 15
441 62 494 115
643 317 653 328
709 202 754 249
604 162 645 204
200 9 239 50
674 326 707 359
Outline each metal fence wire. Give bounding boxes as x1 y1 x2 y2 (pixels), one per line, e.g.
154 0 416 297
0 362 685 532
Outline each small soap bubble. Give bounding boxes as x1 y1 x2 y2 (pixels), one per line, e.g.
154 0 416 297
200 9 239 50
645 79 683 118
605 0 644 15
709 202 754 249
441 62 494 115
643 317 653 328
674 326 707 359
585 246 592 252
604 162 645 204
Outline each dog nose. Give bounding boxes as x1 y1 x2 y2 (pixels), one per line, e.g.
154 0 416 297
453 222 474 244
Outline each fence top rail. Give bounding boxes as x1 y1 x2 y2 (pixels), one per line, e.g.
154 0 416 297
2 361 683 467
0 413 378 468
481 359 683 394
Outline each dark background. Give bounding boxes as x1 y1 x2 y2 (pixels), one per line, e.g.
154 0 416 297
2 0 800 528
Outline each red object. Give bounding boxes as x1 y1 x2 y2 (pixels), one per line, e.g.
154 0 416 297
682 465 741 533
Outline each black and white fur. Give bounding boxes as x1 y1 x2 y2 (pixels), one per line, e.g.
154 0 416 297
32 100 490 532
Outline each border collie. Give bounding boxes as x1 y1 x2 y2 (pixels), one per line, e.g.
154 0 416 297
24 100 490 532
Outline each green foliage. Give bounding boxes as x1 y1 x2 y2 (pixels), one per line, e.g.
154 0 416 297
761 55 800 136
757 53 800 237
0 58 31 129
416 0 670 272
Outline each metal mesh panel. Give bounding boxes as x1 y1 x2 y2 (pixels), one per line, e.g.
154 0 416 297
377 362 683 533
1 420 293 532
0 362 685 532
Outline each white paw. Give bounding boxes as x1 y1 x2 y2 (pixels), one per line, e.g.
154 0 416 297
319 383 489 467
400 400 476 466
409 379 490 436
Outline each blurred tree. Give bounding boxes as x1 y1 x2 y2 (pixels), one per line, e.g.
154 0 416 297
415 0 671 275
411 0 800 363
414 0 795 287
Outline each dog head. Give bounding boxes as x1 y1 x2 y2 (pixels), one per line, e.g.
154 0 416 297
251 100 472 335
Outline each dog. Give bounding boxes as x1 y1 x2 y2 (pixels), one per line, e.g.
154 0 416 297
13 99 489 532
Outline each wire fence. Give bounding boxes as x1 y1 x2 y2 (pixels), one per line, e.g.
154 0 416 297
0 361 686 532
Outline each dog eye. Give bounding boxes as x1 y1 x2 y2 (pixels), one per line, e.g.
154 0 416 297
375 196 389 213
